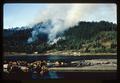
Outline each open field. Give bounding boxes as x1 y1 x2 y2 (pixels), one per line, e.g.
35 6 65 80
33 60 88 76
44 50 117 56
4 51 117 56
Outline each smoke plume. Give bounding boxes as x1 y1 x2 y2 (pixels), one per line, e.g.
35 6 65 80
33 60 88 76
28 4 116 44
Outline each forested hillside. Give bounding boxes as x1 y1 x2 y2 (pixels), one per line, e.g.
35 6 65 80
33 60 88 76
3 21 117 54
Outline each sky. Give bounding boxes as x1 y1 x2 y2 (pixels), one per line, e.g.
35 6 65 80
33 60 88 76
4 3 48 29
4 3 117 29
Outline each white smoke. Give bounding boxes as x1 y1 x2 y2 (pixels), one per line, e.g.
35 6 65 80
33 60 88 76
28 4 116 44
49 37 66 45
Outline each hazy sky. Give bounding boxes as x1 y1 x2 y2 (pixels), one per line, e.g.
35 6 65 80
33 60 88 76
4 3 117 29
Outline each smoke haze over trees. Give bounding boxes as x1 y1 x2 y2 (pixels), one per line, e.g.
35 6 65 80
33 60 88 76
3 21 117 54
26 4 116 45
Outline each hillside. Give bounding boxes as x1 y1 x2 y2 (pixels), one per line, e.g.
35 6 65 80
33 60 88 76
3 21 117 55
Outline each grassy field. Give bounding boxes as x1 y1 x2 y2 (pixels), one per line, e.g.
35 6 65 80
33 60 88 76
4 51 117 56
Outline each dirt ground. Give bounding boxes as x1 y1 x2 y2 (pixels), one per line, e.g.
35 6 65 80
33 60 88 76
49 59 117 71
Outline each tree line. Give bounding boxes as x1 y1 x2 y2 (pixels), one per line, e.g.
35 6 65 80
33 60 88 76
3 21 117 53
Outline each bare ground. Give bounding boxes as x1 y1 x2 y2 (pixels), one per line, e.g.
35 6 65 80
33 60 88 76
49 59 117 72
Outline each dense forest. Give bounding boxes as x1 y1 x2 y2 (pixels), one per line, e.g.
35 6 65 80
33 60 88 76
3 21 117 54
